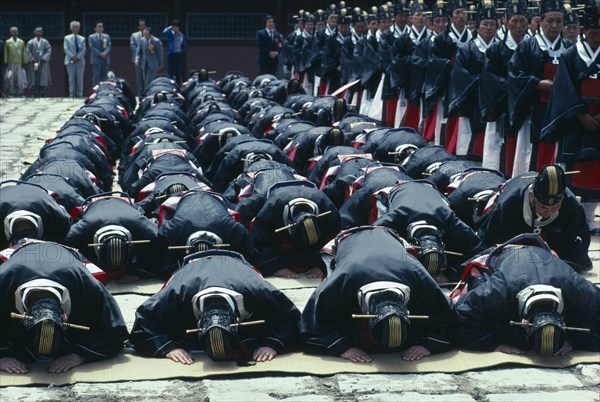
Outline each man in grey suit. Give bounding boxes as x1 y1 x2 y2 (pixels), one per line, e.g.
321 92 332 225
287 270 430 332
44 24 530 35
88 21 111 87
130 19 146 96
135 27 163 95
63 20 86 97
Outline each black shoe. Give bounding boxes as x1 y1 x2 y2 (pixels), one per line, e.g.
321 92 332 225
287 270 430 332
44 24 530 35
590 227 600 236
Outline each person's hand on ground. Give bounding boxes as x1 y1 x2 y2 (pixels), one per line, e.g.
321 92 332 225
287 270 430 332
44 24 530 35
341 347 373 363
402 345 431 361
47 353 84 373
0 357 28 374
166 348 194 364
253 346 277 362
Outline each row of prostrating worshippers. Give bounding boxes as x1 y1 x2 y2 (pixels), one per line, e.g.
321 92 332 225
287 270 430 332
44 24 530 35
0 69 597 374
282 0 600 234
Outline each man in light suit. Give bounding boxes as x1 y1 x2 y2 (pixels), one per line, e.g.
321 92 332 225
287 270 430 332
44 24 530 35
63 21 86 97
256 15 283 76
135 27 163 95
88 21 111 87
130 19 146 96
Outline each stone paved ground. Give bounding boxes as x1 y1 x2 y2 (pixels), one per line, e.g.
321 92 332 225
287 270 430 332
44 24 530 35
1 98 599 401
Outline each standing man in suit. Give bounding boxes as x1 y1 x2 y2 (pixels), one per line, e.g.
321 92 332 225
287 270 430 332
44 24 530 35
162 19 186 85
88 21 111 87
3 27 27 97
135 27 164 95
130 19 146 96
64 21 86 98
256 15 283 76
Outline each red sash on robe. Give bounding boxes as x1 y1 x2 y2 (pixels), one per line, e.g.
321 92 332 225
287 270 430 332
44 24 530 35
570 76 600 194
540 63 558 104
445 116 459 154
504 135 517 178
472 131 485 158
403 101 420 130
319 80 328 96
422 105 438 141
383 99 398 127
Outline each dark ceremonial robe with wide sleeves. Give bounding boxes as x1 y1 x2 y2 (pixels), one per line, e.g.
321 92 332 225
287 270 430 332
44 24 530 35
541 43 600 200
508 34 572 142
65 197 167 278
300 226 454 356
130 250 300 358
0 182 71 246
339 167 412 229
248 182 340 276
158 190 249 254
455 245 600 351
476 174 591 270
0 242 128 362
372 180 482 263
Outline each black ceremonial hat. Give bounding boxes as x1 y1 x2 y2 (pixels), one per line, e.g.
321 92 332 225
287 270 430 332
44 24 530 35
540 0 566 14
583 0 600 27
533 165 566 206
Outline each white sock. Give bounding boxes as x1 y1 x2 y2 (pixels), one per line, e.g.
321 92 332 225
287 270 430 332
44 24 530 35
582 202 599 230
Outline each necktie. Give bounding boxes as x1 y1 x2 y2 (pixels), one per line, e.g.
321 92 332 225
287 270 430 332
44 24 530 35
74 36 79 53
269 30 273 41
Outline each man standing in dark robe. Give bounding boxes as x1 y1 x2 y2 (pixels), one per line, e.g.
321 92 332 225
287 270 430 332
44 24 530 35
340 9 366 101
422 0 472 149
447 0 499 161
357 7 382 116
296 13 316 95
390 1 433 130
542 0 600 235
480 0 529 176
508 0 572 175
412 1 449 141
301 226 454 363
322 8 350 95
0 242 128 374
